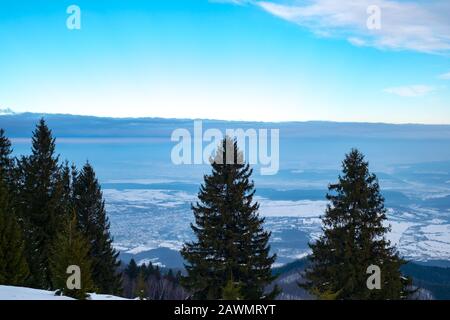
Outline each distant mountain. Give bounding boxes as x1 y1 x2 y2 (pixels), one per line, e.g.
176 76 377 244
2 111 450 139
0 108 15 115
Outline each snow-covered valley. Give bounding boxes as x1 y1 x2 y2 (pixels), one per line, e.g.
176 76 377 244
105 167 450 268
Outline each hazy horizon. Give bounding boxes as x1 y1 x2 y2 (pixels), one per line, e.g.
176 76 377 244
3 108 450 126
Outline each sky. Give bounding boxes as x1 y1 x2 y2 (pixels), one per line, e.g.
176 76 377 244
0 0 449 123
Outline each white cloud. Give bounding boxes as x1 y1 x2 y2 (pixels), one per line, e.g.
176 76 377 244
252 0 450 54
384 85 435 97
347 37 367 47
438 71 450 80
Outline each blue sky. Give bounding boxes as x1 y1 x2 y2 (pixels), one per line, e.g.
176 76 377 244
0 0 449 123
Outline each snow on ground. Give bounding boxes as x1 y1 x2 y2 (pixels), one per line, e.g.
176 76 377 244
125 240 183 255
88 293 129 300
103 189 196 208
137 258 165 268
0 285 128 300
0 285 74 300
258 199 328 218
387 221 418 246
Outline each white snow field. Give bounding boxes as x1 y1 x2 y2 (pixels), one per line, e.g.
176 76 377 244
0 285 128 300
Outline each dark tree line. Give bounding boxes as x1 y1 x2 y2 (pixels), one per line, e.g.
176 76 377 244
122 258 188 300
0 120 121 299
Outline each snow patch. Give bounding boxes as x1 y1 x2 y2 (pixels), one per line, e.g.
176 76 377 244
0 285 128 300
387 221 417 246
104 189 196 208
138 258 165 268
257 199 327 218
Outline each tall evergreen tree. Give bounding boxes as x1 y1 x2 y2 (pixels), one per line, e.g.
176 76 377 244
49 212 95 299
73 162 122 294
181 137 277 300
0 178 29 285
15 119 63 288
303 149 411 299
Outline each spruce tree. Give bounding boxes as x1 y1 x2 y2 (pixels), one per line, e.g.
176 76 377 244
181 137 277 300
303 149 411 299
0 129 14 187
134 270 147 300
49 212 95 300
15 119 62 288
167 269 175 282
0 179 29 285
73 162 122 294
125 258 139 279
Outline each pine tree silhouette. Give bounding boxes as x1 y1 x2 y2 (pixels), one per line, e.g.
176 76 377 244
182 137 277 299
303 149 412 299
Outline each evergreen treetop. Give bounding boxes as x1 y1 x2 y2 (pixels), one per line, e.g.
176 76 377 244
125 258 139 279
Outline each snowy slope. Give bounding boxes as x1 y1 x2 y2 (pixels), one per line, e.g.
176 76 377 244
0 285 128 300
